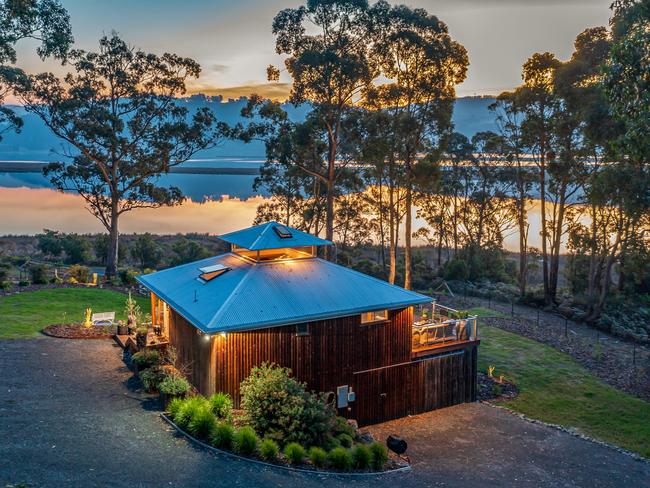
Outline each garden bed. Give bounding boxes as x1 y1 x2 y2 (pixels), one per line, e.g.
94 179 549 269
160 413 410 476
42 323 116 339
477 371 518 402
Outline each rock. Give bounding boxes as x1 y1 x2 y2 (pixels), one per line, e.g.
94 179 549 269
356 431 374 444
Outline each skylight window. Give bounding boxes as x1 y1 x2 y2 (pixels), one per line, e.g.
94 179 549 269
273 225 293 239
198 263 230 282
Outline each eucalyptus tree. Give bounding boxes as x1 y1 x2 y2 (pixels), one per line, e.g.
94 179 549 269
489 92 534 296
268 0 375 257
364 2 468 289
0 0 72 138
517 52 561 304
13 34 224 277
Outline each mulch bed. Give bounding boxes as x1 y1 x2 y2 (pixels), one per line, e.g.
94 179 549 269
477 371 518 402
42 323 116 339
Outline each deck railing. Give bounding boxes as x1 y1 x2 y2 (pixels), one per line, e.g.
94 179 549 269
412 302 478 353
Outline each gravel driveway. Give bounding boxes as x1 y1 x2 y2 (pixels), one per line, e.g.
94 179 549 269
1 337 648 488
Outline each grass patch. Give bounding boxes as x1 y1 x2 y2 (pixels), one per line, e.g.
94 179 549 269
465 307 507 319
0 288 148 339
479 325 650 458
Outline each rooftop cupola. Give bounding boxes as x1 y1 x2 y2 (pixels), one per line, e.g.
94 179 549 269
218 221 332 262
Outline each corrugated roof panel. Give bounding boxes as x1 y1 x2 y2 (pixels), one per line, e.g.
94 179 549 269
218 221 332 250
137 253 430 334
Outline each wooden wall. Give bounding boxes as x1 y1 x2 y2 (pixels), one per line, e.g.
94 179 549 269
166 305 477 426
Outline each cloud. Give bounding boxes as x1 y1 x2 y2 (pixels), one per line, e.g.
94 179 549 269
210 64 230 74
187 82 292 101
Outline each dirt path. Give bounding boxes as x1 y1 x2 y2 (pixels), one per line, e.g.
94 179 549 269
440 295 650 402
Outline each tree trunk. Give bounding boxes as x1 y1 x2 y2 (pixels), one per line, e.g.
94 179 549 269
388 185 396 285
105 205 119 278
539 151 551 305
517 203 528 297
324 179 335 261
404 185 412 290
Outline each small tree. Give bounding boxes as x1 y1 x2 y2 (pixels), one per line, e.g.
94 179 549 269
13 34 225 277
240 363 336 447
131 233 162 270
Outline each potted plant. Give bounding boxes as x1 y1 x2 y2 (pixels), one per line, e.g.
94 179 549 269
135 326 149 348
158 374 191 408
116 319 128 336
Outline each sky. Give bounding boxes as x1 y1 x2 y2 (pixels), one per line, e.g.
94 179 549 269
13 0 613 99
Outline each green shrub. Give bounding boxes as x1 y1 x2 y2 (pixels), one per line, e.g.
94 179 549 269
333 416 356 438
187 406 217 440
167 397 184 418
337 433 353 448
119 268 139 286
327 447 352 471
308 446 327 468
158 375 190 396
140 366 166 392
1 281 12 291
29 264 49 285
211 422 235 450
175 396 210 429
233 426 258 456
208 392 233 421
321 434 341 452
369 442 388 470
240 362 336 446
67 264 90 283
132 349 160 368
18 280 30 287
259 438 279 462
283 442 306 465
351 444 372 469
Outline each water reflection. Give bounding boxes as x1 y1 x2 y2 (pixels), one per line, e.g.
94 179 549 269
0 184 585 253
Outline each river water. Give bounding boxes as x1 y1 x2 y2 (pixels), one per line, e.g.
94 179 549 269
0 158 581 252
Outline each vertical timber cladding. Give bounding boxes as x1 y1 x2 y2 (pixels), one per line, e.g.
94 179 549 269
351 345 478 426
166 306 413 406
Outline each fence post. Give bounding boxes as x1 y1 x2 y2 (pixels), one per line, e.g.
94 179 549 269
564 317 568 338
511 299 514 317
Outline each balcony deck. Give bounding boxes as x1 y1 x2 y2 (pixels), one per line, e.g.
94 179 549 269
411 302 479 358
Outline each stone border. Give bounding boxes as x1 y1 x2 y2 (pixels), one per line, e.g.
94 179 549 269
482 402 650 464
160 413 411 477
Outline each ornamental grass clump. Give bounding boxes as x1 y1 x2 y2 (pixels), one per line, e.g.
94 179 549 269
240 362 336 446
187 405 217 440
369 442 388 470
233 426 258 456
351 444 372 470
308 446 327 468
167 397 184 419
210 422 235 450
283 442 306 465
259 438 279 462
175 396 210 430
327 447 352 471
208 392 233 421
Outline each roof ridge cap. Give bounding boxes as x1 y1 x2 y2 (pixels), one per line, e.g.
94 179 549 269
248 222 274 250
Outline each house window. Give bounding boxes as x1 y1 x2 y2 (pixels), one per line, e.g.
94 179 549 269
360 310 388 324
295 323 310 336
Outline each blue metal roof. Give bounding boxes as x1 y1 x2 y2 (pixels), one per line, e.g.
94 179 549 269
218 221 332 250
136 253 430 334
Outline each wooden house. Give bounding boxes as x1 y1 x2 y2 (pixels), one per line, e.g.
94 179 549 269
137 222 479 426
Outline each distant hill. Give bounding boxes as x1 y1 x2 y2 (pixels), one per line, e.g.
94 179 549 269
0 95 497 161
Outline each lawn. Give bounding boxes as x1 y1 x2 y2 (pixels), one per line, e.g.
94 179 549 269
0 288 149 339
479 325 650 458
464 307 507 319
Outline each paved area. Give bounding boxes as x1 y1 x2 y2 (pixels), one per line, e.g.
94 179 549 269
1 338 649 488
